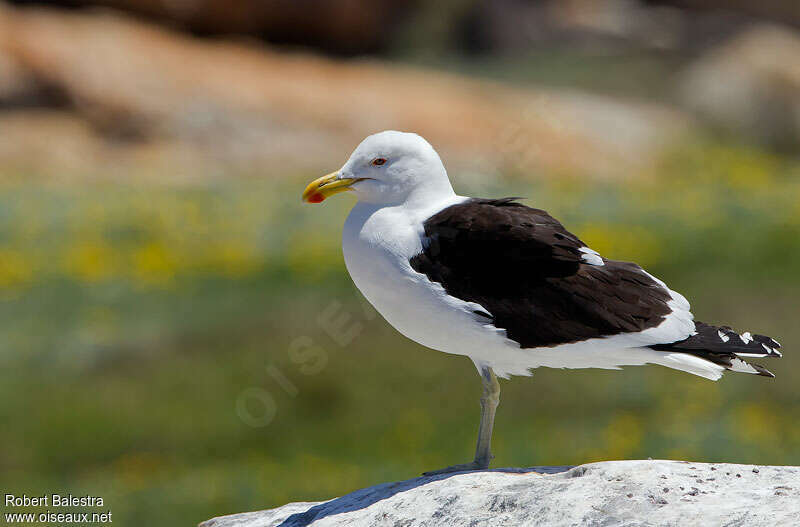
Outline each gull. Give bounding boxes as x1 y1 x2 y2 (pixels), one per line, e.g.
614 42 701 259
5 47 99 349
302 131 782 475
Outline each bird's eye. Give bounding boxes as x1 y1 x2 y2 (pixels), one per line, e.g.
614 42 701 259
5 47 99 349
371 157 387 166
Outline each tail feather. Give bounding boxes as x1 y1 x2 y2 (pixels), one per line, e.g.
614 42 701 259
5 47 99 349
649 322 781 378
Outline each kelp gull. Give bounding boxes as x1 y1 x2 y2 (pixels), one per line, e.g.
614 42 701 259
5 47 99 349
302 131 782 474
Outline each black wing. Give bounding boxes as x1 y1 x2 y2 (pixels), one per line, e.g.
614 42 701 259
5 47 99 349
650 322 780 376
410 198 673 348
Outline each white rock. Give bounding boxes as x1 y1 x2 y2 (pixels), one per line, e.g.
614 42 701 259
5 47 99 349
201 460 800 527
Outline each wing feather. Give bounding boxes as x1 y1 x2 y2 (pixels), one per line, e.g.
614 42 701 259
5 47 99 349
410 198 674 349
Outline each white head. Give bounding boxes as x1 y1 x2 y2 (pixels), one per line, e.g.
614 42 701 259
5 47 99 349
302 131 454 207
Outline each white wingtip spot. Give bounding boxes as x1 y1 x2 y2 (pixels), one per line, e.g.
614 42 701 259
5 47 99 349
579 247 604 266
760 343 782 357
729 358 760 375
717 330 730 342
739 332 753 344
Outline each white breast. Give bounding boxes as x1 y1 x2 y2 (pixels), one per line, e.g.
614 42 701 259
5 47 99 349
342 199 508 359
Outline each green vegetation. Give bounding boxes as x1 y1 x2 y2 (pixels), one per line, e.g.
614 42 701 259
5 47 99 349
1 140 799 526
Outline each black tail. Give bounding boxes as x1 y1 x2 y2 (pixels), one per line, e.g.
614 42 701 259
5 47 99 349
650 322 782 377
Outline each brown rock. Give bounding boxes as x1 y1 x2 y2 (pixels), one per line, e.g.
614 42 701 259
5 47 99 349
21 0 413 53
0 3 692 180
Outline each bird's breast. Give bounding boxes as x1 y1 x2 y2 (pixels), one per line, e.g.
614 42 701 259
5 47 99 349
342 205 422 306
341 202 504 356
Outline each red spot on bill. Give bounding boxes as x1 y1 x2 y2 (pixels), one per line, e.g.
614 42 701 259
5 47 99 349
307 193 325 203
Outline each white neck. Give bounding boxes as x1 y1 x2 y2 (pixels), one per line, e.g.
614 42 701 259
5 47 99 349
403 177 457 211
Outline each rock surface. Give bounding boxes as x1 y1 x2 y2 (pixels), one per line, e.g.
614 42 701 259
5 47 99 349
201 460 800 527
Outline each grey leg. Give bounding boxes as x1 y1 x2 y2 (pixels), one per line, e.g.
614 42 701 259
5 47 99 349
473 366 500 466
423 366 500 475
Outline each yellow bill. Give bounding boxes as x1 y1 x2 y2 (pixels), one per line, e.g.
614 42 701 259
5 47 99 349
302 172 359 203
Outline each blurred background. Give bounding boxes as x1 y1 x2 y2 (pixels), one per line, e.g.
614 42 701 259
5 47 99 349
1 0 799 525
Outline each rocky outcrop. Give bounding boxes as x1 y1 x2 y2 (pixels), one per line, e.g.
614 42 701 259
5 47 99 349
0 2 692 180
4 0 412 53
679 24 800 150
201 460 800 527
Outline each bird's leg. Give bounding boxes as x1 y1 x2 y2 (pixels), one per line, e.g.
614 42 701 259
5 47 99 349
473 366 500 467
423 366 500 476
